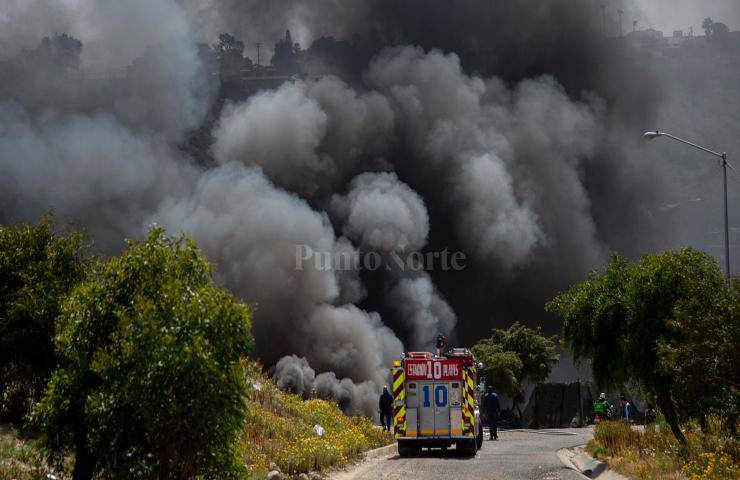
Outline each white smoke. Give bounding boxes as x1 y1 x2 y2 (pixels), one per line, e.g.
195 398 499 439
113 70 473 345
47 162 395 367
331 171 429 252
213 84 333 196
149 163 404 411
387 275 456 351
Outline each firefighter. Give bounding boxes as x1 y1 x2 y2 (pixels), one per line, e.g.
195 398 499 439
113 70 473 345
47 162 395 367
483 385 500 440
593 393 608 424
379 385 393 431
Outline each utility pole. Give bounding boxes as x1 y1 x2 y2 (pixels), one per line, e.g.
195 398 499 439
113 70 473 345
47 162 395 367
618 9 624 36
601 4 607 35
722 151 731 283
255 42 262 66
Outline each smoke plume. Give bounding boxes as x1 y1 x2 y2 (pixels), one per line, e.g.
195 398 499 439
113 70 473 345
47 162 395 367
3 0 723 415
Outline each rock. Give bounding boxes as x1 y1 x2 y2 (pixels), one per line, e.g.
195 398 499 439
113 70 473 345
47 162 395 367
293 473 309 480
308 472 324 480
267 470 281 480
269 462 281 473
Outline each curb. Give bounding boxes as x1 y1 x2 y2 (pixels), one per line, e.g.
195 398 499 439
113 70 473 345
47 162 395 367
362 443 397 460
557 446 609 479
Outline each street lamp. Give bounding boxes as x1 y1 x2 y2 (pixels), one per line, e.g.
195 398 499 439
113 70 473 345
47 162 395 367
643 130 732 282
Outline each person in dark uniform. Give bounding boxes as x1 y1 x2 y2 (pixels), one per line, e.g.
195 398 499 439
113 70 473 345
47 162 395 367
483 385 500 440
379 385 393 431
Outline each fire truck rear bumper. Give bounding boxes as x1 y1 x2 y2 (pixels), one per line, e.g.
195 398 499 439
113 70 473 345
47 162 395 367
396 435 474 442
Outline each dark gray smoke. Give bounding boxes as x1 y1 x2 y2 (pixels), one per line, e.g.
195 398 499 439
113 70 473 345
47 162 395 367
5 0 732 415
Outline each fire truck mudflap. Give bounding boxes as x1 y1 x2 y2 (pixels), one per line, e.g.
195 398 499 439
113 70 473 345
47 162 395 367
392 348 483 456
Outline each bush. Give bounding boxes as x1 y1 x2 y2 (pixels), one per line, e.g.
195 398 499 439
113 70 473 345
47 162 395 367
35 228 253 480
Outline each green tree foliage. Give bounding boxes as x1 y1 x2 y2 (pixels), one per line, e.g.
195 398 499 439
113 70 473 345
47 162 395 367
0 215 90 424
547 249 738 443
36 228 253 480
472 322 559 414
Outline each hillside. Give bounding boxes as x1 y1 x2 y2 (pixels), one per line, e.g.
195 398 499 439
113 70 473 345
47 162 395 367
0 365 392 480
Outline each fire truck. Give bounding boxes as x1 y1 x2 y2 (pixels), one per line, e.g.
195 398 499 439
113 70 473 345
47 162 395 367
391 336 483 456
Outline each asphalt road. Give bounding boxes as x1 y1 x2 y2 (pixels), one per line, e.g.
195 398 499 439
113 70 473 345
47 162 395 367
332 428 593 480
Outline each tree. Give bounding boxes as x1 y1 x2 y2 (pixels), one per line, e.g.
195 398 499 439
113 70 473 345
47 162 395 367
36 228 253 480
657 277 739 432
272 29 303 75
213 33 250 73
701 18 730 42
472 322 559 416
547 249 737 444
30 34 83 72
214 33 245 58
0 215 90 425
710 22 730 43
472 342 523 405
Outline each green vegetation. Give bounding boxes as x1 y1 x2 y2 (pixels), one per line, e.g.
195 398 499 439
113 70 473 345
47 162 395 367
472 322 559 414
0 215 91 425
547 249 739 444
0 217 388 479
240 367 392 476
2 368 392 480
0 427 50 480
587 418 739 480
36 228 253 479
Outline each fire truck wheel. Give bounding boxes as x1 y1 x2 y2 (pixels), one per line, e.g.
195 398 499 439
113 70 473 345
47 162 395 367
457 439 477 456
398 441 420 457
476 425 484 450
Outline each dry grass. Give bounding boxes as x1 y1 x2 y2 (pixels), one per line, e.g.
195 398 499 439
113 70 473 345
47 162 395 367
587 418 739 480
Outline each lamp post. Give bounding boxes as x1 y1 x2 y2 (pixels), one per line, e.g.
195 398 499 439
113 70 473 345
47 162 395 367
643 130 732 283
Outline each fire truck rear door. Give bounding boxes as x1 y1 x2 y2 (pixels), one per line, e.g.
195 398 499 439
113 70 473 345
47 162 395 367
418 381 435 435
432 382 450 435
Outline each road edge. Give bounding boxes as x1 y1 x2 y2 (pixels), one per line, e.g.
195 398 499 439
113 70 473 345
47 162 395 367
363 442 397 460
327 442 397 479
557 446 627 479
